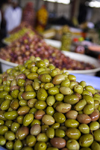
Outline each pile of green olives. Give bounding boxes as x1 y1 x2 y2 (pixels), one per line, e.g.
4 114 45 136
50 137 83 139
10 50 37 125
0 56 100 150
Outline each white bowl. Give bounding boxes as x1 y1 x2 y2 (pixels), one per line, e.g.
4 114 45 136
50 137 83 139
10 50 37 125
62 51 100 76
0 51 100 76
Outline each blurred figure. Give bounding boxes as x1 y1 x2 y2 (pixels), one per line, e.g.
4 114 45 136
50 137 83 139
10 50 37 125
4 0 22 32
22 2 35 27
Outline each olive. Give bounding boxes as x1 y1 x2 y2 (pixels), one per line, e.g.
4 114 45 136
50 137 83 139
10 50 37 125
0 135 6 146
42 115 55 125
65 119 79 128
30 124 41 136
11 122 20 132
94 129 100 142
54 112 65 123
5 131 15 140
26 135 36 147
79 134 93 147
13 139 23 150
34 142 47 150
55 129 65 138
91 141 100 150
66 139 80 150
66 110 78 119
46 127 55 138
16 126 29 140
37 133 48 142
56 103 71 113
66 128 81 140
23 114 34 126
50 137 66 149
64 94 79 104
6 141 13 150
78 124 89 134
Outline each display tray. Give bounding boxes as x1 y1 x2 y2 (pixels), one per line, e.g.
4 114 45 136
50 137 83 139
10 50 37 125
72 73 100 90
0 51 100 76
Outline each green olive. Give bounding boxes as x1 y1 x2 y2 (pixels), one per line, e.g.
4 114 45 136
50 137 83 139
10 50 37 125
64 94 79 104
55 93 64 101
44 83 54 90
61 79 70 87
1 99 11 110
56 103 71 113
60 87 73 95
48 87 59 95
66 128 81 140
83 95 94 104
25 84 34 92
27 73 38 80
39 74 52 83
46 127 55 138
89 121 99 131
17 116 24 124
85 85 96 94
0 120 4 125
46 96 55 106
11 90 19 98
52 74 65 85
31 119 41 126
78 124 89 134
35 101 47 109
18 106 30 115
74 85 83 94
79 81 86 88
23 114 34 126
37 133 48 142
54 112 65 123
37 88 48 101
22 91 36 100
94 129 100 142
11 122 20 132
46 106 55 115
4 111 18 120
79 134 93 147
0 135 6 146
68 74 76 81
51 123 60 129
83 104 94 115
66 139 80 150
0 91 8 98
91 141 100 150
13 139 23 150
34 142 47 150
0 125 8 135
19 99 27 106
41 125 49 132
10 99 19 110
5 131 15 140
5 120 13 128
65 119 79 128
26 135 36 147
6 141 13 150
55 129 65 138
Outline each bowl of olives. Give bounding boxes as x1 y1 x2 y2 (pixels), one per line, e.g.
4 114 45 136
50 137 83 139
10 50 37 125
0 56 100 150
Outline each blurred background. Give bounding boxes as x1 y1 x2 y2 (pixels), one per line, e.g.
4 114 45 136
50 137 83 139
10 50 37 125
0 0 100 77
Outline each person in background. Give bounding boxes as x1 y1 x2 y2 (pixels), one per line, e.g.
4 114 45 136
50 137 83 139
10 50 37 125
4 0 22 32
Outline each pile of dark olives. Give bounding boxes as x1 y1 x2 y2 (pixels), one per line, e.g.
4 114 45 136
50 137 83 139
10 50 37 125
0 56 100 150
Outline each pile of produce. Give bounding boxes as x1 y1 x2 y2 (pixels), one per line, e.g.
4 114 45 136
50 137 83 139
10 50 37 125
0 30 95 70
0 56 100 150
